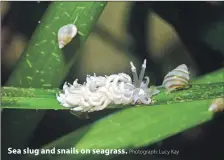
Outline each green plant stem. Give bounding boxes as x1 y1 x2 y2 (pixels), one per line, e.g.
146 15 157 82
24 98 214 160
1 82 223 110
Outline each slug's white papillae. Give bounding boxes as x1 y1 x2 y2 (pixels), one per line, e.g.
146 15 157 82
209 98 224 112
58 24 78 49
56 60 160 112
162 64 190 91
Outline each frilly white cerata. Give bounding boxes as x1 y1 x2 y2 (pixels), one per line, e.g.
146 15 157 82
56 59 160 112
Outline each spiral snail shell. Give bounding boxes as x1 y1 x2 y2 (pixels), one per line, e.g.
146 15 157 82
58 24 78 49
209 98 224 112
162 64 190 92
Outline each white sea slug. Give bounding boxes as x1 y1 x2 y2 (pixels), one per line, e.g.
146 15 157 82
56 59 160 112
58 24 78 49
162 64 190 92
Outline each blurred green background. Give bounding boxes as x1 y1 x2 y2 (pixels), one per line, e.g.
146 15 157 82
4 1 222 85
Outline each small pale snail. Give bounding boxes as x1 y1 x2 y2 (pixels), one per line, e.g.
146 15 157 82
208 98 224 112
162 64 190 92
58 24 78 49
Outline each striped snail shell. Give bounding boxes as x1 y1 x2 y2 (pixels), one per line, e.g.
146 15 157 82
58 24 78 49
209 98 224 112
162 64 190 91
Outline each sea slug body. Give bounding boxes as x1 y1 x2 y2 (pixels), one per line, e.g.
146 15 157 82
56 59 160 112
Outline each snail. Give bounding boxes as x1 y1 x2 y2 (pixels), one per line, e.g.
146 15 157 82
58 24 78 49
208 98 224 112
162 64 190 92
